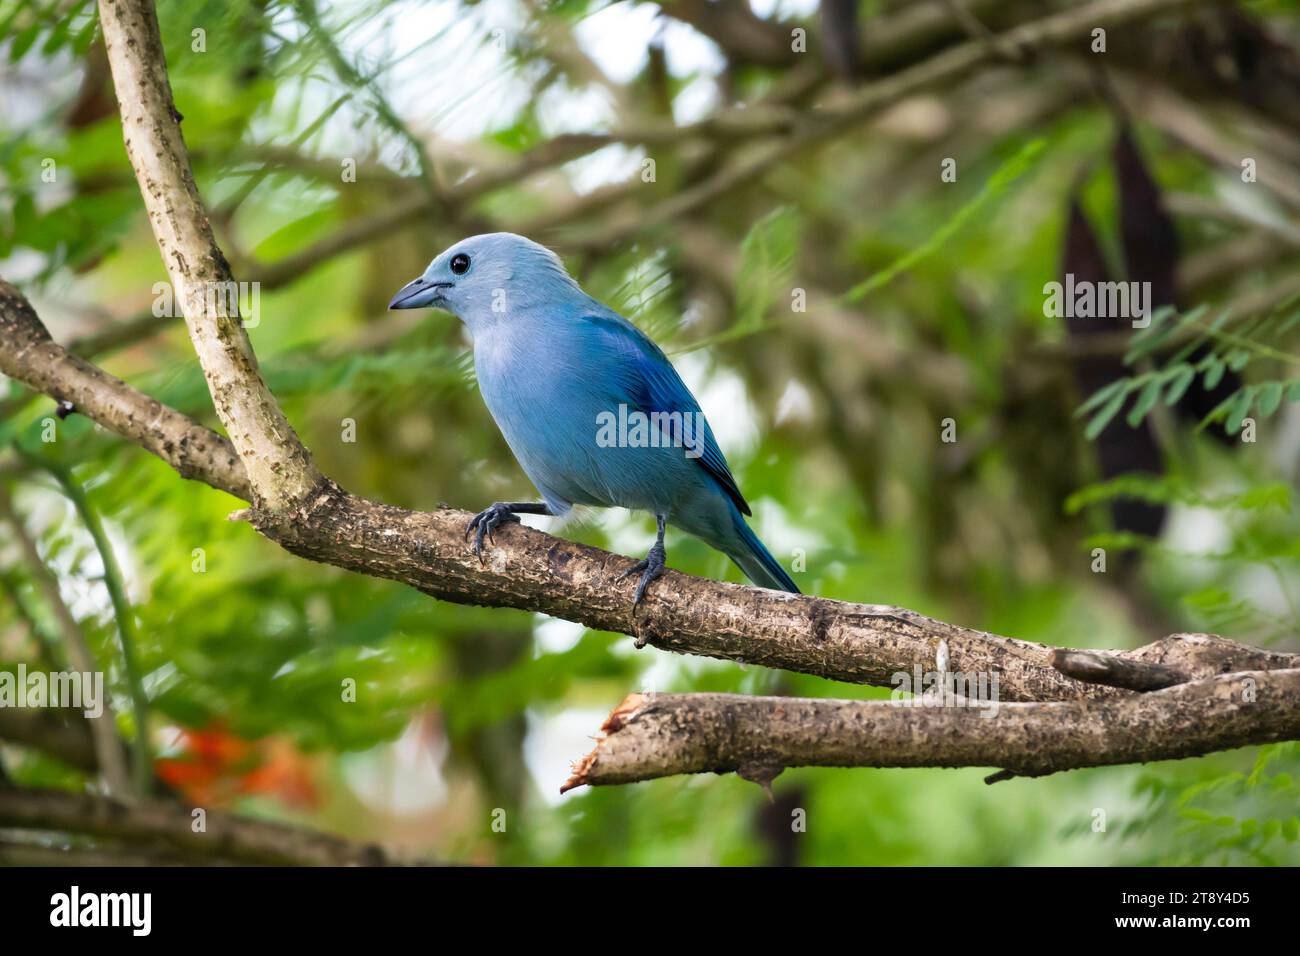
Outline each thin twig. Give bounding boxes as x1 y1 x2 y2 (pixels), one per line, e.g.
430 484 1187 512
0 485 132 796
24 454 154 793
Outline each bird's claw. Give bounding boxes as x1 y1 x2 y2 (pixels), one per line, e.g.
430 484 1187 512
619 541 666 608
465 502 519 563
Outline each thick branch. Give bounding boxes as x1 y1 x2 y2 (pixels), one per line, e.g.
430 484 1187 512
563 671 1300 790
3 282 1297 703
97 0 321 510
0 281 251 500
0 787 398 866
245 490 1300 704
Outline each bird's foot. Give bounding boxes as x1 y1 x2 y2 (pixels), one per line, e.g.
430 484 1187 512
619 539 666 608
464 502 520 563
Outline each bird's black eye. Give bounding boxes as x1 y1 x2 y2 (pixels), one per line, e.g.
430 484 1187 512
450 253 470 275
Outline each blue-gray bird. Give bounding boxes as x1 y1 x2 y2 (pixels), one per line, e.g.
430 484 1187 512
389 233 799 604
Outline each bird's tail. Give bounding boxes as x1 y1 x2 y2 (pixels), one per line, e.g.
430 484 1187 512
725 505 800 594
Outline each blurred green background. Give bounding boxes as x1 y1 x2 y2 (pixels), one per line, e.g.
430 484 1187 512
2 0 1299 865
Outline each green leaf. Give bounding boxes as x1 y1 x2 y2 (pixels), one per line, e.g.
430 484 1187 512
1127 377 1162 427
1226 348 1252 372
735 205 800 331
1203 356 1226 391
1065 474 1183 515
72 11 99 54
8 23 40 62
1225 387 1255 434
1257 381 1284 417
843 139 1045 303
1279 305 1300 334
1233 483 1292 512
1086 387 1129 440
1126 305 1182 364
1163 364 1196 405
40 14 72 56
1077 377 1129 417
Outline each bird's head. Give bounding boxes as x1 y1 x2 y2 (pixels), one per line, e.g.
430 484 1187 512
388 232 580 331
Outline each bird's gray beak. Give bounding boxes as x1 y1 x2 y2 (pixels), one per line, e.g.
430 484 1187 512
388 277 450 310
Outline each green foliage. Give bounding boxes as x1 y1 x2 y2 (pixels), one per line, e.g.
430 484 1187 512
1118 744 1300 865
1065 476 1292 515
1078 297 1300 438
670 204 802 354
2 0 1298 868
843 138 1047 303
735 205 801 331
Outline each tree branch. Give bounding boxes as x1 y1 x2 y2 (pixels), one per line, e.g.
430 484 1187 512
3 282 1298 705
0 786 401 866
97 0 321 511
658 0 1011 73
562 669 1300 791
0 708 97 773
0 838 211 867
0 281 251 500
656 0 794 68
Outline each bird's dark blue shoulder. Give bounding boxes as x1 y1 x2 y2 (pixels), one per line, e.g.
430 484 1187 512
581 311 751 516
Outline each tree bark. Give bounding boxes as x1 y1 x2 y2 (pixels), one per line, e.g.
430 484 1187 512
564 668 1300 790
97 0 321 511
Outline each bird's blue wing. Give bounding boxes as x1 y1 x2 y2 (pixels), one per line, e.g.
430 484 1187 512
585 311 751 516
